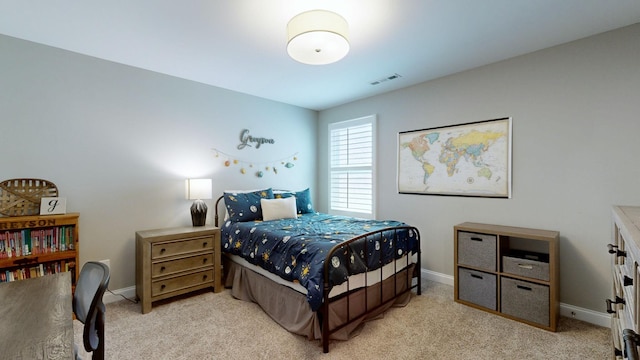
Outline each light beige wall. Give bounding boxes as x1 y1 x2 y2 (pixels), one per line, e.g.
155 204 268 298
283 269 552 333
318 23 640 312
0 35 317 290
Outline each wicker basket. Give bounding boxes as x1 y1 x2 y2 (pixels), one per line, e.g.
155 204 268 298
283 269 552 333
0 178 58 217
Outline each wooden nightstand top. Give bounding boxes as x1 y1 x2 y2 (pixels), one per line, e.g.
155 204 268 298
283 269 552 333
135 225 218 239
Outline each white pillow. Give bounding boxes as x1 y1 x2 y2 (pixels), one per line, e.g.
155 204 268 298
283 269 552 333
261 197 297 221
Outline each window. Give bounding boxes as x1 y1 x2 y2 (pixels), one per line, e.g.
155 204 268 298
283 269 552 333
328 115 376 219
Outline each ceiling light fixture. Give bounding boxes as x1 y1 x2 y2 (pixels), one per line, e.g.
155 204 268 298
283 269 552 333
286 10 349 65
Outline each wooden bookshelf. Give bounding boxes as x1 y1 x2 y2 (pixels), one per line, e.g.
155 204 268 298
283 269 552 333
0 213 79 286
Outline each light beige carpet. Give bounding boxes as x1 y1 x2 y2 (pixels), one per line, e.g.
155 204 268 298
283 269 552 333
74 280 611 359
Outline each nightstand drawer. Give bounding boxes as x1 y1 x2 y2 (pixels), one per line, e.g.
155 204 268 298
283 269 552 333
152 269 214 296
151 235 213 259
152 253 214 278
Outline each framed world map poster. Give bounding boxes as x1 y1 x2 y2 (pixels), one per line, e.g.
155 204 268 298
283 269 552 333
398 117 512 198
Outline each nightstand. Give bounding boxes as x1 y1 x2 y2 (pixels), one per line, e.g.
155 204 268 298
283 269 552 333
135 225 221 314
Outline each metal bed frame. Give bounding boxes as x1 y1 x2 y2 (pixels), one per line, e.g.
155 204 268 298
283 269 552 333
215 196 421 353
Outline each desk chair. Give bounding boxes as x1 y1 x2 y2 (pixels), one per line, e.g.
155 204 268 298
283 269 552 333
73 261 110 360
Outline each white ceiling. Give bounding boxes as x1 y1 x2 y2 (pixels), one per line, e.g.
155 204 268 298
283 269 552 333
1 1 640 111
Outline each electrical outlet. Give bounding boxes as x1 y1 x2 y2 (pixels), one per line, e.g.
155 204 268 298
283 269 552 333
99 259 110 269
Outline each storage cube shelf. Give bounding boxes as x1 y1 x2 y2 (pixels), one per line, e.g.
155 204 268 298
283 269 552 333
454 222 559 331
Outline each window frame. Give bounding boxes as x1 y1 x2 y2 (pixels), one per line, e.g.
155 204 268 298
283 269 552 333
327 114 376 219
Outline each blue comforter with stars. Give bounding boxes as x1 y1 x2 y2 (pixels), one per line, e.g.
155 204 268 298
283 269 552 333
221 212 419 311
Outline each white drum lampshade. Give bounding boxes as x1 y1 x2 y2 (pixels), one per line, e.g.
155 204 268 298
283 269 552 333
287 10 350 65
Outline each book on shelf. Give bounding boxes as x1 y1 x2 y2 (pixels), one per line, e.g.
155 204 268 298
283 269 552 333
0 226 74 259
0 260 74 283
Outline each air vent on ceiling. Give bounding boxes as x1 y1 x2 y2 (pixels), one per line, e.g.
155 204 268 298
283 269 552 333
370 73 402 86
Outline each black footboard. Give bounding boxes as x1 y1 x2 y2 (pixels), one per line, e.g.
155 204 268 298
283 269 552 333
320 226 421 353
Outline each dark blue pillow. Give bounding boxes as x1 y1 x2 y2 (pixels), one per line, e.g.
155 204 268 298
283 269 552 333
224 188 274 222
274 188 314 214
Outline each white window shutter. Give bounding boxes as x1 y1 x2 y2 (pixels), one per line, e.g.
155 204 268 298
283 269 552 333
328 115 376 219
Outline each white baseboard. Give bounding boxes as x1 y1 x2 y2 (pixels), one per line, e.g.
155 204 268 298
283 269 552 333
421 268 454 286
420 268 611 328
559 303 611 328
103 285 137 304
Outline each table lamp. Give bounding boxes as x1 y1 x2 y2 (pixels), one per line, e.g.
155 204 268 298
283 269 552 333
185 178 212 226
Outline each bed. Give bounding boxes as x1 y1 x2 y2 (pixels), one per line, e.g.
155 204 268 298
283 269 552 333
214 188 421 353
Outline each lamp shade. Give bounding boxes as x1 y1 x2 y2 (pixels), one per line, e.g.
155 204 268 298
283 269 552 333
185 179 212 200
287 10 349 65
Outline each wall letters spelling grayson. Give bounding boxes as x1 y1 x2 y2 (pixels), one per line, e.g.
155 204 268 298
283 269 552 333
237 129 275 150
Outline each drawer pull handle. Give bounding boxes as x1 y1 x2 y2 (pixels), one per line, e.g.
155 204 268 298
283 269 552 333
607 244 626 258
202 275 208 280
202 258 208 264
202 242 208 247
160 248 166 254
516 285 532 291
606 296 625 313
517 264 533 270
470 274 483 280
160 266 166 272
470 237 483 242
160 284 166 290
624 275 633 286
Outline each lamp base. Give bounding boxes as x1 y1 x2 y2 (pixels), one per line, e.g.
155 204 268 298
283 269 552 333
190 200 208 226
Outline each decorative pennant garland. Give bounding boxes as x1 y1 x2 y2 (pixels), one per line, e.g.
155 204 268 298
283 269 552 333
212 148 298 178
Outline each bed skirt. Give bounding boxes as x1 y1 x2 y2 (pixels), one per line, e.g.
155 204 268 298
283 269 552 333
223 255 413 342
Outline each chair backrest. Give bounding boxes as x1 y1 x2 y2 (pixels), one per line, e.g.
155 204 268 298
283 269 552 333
73 261 110 356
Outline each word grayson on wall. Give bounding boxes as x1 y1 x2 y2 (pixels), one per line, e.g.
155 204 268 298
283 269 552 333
213 129 297 178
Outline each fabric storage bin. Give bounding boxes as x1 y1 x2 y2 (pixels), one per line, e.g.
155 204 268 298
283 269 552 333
501 277 549 327
458 267 497 310
457 231 497 271
502 251 549 281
